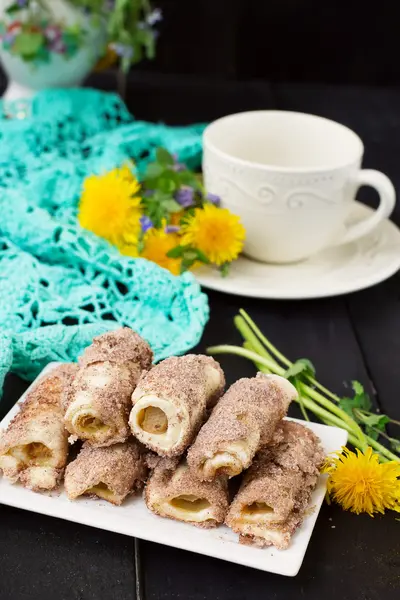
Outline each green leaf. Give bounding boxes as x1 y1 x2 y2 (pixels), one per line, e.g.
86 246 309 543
194 249 210 264
167 245 186 259
180 257 197 273
390 439 400 453
284 358 316 381
5 3 22 15
360 414 390 429
162 199 182 213
220 263 230 277
183 250 198 261
12 32 45 59
339 381 372 420
179 170 200 188
145 163 164 179
365 426 380 441
156 147 174 166
158 177 177 194
352 380 365 396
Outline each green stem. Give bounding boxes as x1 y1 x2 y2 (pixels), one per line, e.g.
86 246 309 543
239 310 290 367
300 383 367 448
243 341 269 372
239 309 340 403
207 345 284 375
234 315 275 362
297 387 310 422
207 343 400 462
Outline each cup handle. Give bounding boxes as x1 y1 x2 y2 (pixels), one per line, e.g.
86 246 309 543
334 169 396 246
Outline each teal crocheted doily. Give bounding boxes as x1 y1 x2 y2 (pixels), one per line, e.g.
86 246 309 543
0 89 208 396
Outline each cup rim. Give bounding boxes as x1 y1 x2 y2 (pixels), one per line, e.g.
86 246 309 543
203 110 364 173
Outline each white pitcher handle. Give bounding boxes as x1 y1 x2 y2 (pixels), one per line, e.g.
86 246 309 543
336 170 396 245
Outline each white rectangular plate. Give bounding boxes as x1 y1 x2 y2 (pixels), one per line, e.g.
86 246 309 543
0 364 348 576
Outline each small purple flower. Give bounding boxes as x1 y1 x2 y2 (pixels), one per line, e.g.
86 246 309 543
165 225 180 234
140 215 153 233
172 153 186 172
17 0 28 6
147 8 162 26
51 39 66 54
175 186 194 208
110 43 134 59
206 192 221 206
3 32 15 47
45 25 62 42
173 162 186 172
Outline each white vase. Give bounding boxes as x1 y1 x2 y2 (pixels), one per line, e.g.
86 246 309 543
0 0 106 100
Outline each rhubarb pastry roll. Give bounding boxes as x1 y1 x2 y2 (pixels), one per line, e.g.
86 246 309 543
0 364 77 491
187 373 296 481
64 440 147 505
64 328 153 447
129 355 225 457
225 422 324 549
145 458 229 527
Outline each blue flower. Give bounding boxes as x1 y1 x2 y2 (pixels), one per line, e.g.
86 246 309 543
140 215 153 232
206 192 221 206
110 43 134 59
147 9 162 26
176 186 194 207
165 225 180 234
17 0 28 6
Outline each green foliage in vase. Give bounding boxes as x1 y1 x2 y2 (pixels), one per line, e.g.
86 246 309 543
1 0 160 71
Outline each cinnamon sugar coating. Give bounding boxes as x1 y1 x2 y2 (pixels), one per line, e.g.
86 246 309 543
144 458 229 528
225 421 324 549
130 355 225 457
65 439 147 505
63 329 153 447
79 327 153 372
0 364 77 490
134 355 225 410
260 420 325 474
187 373 295 481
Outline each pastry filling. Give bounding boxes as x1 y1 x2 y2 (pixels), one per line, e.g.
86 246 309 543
9 443 52 466
239 501 278 524
200 436 258 479
170 494 211 513
77 415 108 433
85 482 116 501
243 502 274 516
130 395 185 450
138 407 168 434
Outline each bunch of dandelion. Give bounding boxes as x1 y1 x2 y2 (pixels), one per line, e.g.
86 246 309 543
78 165 142 256
181 204 246 270
77 150 246 276
323 447 400 515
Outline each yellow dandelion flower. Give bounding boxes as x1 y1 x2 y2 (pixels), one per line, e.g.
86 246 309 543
181 204 245 266
323 446 400 516
141 228 182 275
78 167 142 250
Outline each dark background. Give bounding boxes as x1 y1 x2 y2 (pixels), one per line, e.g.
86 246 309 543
143 0 400 84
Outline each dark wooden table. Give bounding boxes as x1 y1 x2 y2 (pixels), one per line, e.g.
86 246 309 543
0 74 399 599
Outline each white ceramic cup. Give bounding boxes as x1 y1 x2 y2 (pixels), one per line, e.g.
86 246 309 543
203 111 396 263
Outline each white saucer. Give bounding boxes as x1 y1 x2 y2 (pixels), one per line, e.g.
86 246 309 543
196 202 400 299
